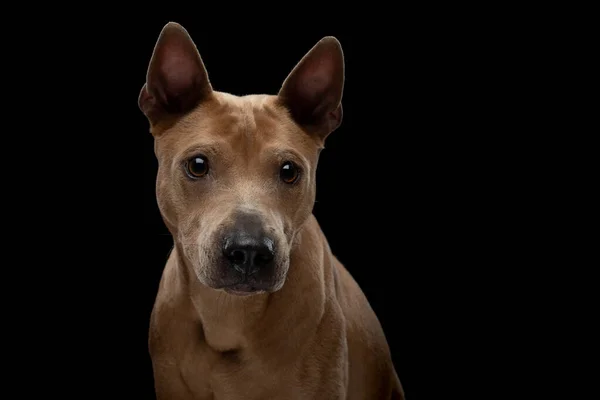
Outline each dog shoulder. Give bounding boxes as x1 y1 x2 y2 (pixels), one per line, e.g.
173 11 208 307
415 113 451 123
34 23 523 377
334 260 388 341
331 260 406 398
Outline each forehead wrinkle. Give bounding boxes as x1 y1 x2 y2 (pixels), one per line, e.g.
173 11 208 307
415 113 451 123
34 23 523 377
207 105 245 141
159 103 237 149
254 112 316 159
224 96 277 162
241 99 258 139
236 99 257 161
172 138 231 167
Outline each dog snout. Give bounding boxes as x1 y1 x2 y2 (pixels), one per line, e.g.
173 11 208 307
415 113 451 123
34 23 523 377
223 235 275 274
222 212 276 275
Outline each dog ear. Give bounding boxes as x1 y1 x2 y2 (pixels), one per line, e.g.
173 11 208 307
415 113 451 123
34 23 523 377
277 36 345 140
138 22 212 126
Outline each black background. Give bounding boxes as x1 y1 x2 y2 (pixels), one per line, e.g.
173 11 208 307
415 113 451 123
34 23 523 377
20 10 501 400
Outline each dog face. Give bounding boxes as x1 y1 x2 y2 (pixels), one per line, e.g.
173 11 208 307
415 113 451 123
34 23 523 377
139 23 344 295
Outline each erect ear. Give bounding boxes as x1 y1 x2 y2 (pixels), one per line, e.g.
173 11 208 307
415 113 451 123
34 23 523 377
277 36 345 140
138 22 212 126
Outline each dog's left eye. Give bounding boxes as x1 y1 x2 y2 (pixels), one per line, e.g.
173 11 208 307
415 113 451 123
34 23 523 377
280 161 300 184
185 155 209 178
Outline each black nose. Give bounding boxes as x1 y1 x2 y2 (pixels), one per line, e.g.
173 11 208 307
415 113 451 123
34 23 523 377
223 235 275 274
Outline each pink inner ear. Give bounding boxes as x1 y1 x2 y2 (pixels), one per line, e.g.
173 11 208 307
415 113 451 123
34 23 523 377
296 59 335 100
160 53 198 95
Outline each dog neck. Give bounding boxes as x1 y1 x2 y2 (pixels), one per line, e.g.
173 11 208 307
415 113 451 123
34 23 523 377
175 214 332 355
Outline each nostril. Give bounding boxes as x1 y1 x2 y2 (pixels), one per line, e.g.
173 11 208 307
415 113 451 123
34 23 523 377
228 249 246 265
231 250 246 264
223 235 276 272
253 251 274 267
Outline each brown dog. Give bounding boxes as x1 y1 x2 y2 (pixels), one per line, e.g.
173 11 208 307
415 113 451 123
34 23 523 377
138 22 404 400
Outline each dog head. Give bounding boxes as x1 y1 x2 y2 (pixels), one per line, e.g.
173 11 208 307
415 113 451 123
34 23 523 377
139 23 344 296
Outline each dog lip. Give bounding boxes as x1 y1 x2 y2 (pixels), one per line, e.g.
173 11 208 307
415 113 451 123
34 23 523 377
223 283 263 296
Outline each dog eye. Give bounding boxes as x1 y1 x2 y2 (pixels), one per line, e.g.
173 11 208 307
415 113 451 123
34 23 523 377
280 161 300 184
185 155 209 178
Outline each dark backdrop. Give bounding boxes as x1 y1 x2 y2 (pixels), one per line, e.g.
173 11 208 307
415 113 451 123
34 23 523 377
25 11 491 400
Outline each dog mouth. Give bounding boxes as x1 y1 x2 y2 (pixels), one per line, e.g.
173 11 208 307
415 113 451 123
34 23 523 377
223 283 265 296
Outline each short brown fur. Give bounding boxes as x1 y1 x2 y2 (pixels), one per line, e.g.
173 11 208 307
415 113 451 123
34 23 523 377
139 22 404 400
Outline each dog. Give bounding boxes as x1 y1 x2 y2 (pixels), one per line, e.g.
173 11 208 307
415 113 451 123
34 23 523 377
138 22 405 400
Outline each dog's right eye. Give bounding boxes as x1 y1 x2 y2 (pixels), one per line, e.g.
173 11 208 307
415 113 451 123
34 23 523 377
280 161 300 184
185 155 209 178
